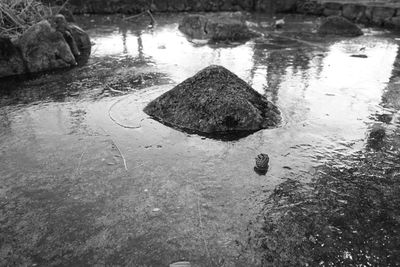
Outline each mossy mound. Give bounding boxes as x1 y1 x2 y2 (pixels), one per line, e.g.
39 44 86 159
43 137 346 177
144 65 281 138
318 16 363 37
178 13 260 42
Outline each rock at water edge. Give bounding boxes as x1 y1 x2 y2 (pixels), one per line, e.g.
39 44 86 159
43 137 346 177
144 65 281 136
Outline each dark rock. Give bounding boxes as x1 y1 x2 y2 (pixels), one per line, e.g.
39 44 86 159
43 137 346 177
16 20 77 73
179 14 209 39
50 14 91 65
203 0 223 12
367 125 386 150
69 24 91 65
179 12 259 42
322 2 342 11
342 4 366 21
241 0 298 13
275 0 298 12
187 0 205 12
255 0 274 13
238 0 254 11
45 0 258 13
144 65 281 137
51 14 80 57
390 16 400 27
297 0 323 15
371 6 396 26
323 8 341 17
364 6 374 23
220 0 238 11
317 16 363 37
0 37 25 78
1 14 90 78
151 0 168 12
351 54 368 58
375 113 392 124
168 0 188 12
254 153 269 175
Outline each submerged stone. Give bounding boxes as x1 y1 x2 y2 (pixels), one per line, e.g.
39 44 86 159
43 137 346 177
144 65 281 137
317 16 363 37
178 12 259 42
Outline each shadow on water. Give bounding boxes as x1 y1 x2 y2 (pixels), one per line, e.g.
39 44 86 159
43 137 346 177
1 13 400 266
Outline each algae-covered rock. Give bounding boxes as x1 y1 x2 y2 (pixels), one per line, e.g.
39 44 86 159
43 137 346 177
144 65 281 137
179 12 259 42
317 16 363 37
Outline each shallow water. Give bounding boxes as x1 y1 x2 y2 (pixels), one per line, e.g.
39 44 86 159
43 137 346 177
1 14 400 266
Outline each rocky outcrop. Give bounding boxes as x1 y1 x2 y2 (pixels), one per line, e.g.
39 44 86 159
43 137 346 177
371 6 396 26
44 0 257 13
16 20 77 74
317 16 363 37
0 37 26 78
44 0 303 14
179 12 259 42
144 65 281 137
0 15 91 78
256 0 299 13
297 0 323 15
342 4 366 22
50 14 91 65
321 2 342 17
42 0 400 29
68 24 92 65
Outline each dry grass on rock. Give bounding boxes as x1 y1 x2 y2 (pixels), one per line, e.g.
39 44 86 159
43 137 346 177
0 0 65 38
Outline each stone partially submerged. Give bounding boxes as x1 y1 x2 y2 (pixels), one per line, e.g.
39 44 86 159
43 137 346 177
0 14 91 78
317 16 363 37
144 65 281 138
178 12 260 42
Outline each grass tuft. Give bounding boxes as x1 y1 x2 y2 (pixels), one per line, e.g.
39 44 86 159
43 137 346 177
0 0 67 38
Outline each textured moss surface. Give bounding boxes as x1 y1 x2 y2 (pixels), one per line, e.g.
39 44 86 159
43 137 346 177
144 65 281 137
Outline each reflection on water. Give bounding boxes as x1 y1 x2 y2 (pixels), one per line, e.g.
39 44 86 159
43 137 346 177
1 13 400 266
92 24 256 83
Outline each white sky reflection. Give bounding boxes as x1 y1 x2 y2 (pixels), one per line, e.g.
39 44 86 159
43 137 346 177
140 27 255 82
277 38 398 142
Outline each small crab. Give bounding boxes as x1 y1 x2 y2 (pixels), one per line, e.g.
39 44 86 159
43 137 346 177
254 153 269 175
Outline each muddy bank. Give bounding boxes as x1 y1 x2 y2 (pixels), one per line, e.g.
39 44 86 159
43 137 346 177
43 0 400 30
296 1 400 29
42 0 298 14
